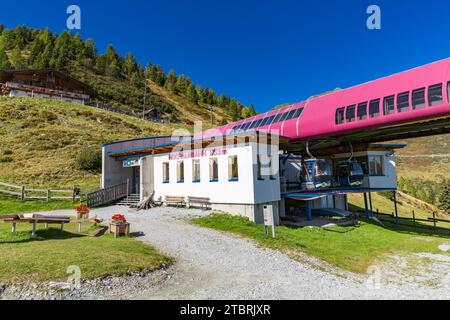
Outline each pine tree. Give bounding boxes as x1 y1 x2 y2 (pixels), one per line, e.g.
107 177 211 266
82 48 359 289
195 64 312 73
218 94 228 108
123 52 138 78
241 107 250 119
186 83 198 104
155 65 166 86
0 45 11 69
9 45 25 68
248 104 257 116
176 75 187 93
229 99 240 121
165 69 178 93
196 85 206 103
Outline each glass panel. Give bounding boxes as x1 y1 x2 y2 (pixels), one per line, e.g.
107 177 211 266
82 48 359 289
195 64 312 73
383 95 395 115
428 84 443 106
209 158 218 181
368 156 384 176
447 82 450 103
397 92 410 113
266 115 276 125
228 156 238 180
369 99 380 118
163 162 169 183
177 161 184 182
346 105 356 123
293 107 304 118
192 159 200 182
272 112 283 124
357 102 367 120
412 88 426 109
286 109 297 120
335 108 345 124
279 111 290 122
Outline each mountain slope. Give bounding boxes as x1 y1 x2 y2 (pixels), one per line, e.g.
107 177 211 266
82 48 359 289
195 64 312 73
0 97 190 188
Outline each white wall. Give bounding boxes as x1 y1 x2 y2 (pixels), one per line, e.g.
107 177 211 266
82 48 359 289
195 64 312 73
333 150 397 190
151 142 281 205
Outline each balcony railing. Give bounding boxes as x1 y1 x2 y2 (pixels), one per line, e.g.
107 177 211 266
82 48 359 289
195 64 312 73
6 82 90 100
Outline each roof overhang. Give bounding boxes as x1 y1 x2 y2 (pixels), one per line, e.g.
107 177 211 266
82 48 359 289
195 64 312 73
108 131 290 158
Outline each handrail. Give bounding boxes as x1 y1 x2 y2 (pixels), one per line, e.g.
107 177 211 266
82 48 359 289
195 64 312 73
86 180 129 208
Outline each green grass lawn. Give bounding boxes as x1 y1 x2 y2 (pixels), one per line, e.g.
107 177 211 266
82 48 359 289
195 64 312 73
0 195 75 215
192 214 450 274
0 197 172 283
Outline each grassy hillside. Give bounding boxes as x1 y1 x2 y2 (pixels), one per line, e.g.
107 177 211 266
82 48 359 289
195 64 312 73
392 134 450 181
71 67 232 125
0 97 192 188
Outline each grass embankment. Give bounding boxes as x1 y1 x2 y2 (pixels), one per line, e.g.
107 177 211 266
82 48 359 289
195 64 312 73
192 214 449 274
0 97 190 188
0 197 172 283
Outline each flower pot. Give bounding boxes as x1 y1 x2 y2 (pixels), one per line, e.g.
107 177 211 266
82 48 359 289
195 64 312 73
76 210 90 220
109 222 130 238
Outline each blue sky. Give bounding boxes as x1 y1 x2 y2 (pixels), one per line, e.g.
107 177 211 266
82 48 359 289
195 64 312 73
1 0 450 112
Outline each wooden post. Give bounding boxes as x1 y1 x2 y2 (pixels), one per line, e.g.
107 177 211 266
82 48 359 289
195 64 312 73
21 185 25 200
433 211 437 229
11 222 16 233
61 222 65 232
32 221 37 237
412 210 416 228
44 223 48 230
78 222 82 233
126 179 130 201
46 189 50 202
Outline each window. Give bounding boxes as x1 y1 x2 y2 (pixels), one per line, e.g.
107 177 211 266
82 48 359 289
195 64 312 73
192 159 200 183
428 83 443 106
255 118 264 128
241 122 250 131
369 99 380 118
228 155 238 181
279 111 290 122
286 109 297 120
447 82 450 103
260 117 270 127
268 155 276 180
163 162 170 183
412 88 426 109
368 155 384 176
383 95 395 115
257 155 264 180
357 102 368 120
346 105 356 123
293 107 304 118
397 92 410 113
177 161 184 183
272 112 283 124
335 108 345 125
266 115 276 125
209 158 218 182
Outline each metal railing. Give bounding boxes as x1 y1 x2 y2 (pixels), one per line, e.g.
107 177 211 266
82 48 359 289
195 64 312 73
86 180 129 208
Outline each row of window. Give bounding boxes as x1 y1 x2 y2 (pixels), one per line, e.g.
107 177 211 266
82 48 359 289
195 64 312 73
335 82 449 125
232 107 304 133
334 155 384 176
162 156 239 184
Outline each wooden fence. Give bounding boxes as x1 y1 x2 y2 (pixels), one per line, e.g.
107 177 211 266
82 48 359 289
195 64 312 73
0 181 82 202
373 209 450 231
86 180 129 208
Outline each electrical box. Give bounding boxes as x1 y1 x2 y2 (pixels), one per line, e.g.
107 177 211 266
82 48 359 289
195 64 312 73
263 204 274 226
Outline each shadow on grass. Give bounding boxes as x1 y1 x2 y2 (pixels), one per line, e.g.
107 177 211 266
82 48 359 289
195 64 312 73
0 228 87 244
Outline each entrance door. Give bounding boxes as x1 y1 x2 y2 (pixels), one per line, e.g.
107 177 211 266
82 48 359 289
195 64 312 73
132 166 140 194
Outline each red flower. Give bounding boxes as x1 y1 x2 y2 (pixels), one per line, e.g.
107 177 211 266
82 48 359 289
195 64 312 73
75 205 90 212
112 214 126 223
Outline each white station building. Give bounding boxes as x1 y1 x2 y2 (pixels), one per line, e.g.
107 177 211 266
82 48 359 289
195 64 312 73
101 132 405 224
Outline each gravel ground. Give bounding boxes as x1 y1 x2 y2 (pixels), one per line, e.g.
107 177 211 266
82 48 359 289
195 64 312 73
1 206 450 300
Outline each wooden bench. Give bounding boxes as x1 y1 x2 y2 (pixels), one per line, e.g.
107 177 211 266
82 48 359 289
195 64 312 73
164 195 186 207
1 214 72 236
187 196 211 210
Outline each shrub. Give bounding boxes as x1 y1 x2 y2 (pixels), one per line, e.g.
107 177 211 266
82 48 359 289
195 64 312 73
75 148 102 172
0 156 13 163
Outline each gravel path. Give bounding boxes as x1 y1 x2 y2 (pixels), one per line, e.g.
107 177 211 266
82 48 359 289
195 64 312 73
2 206 450 300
